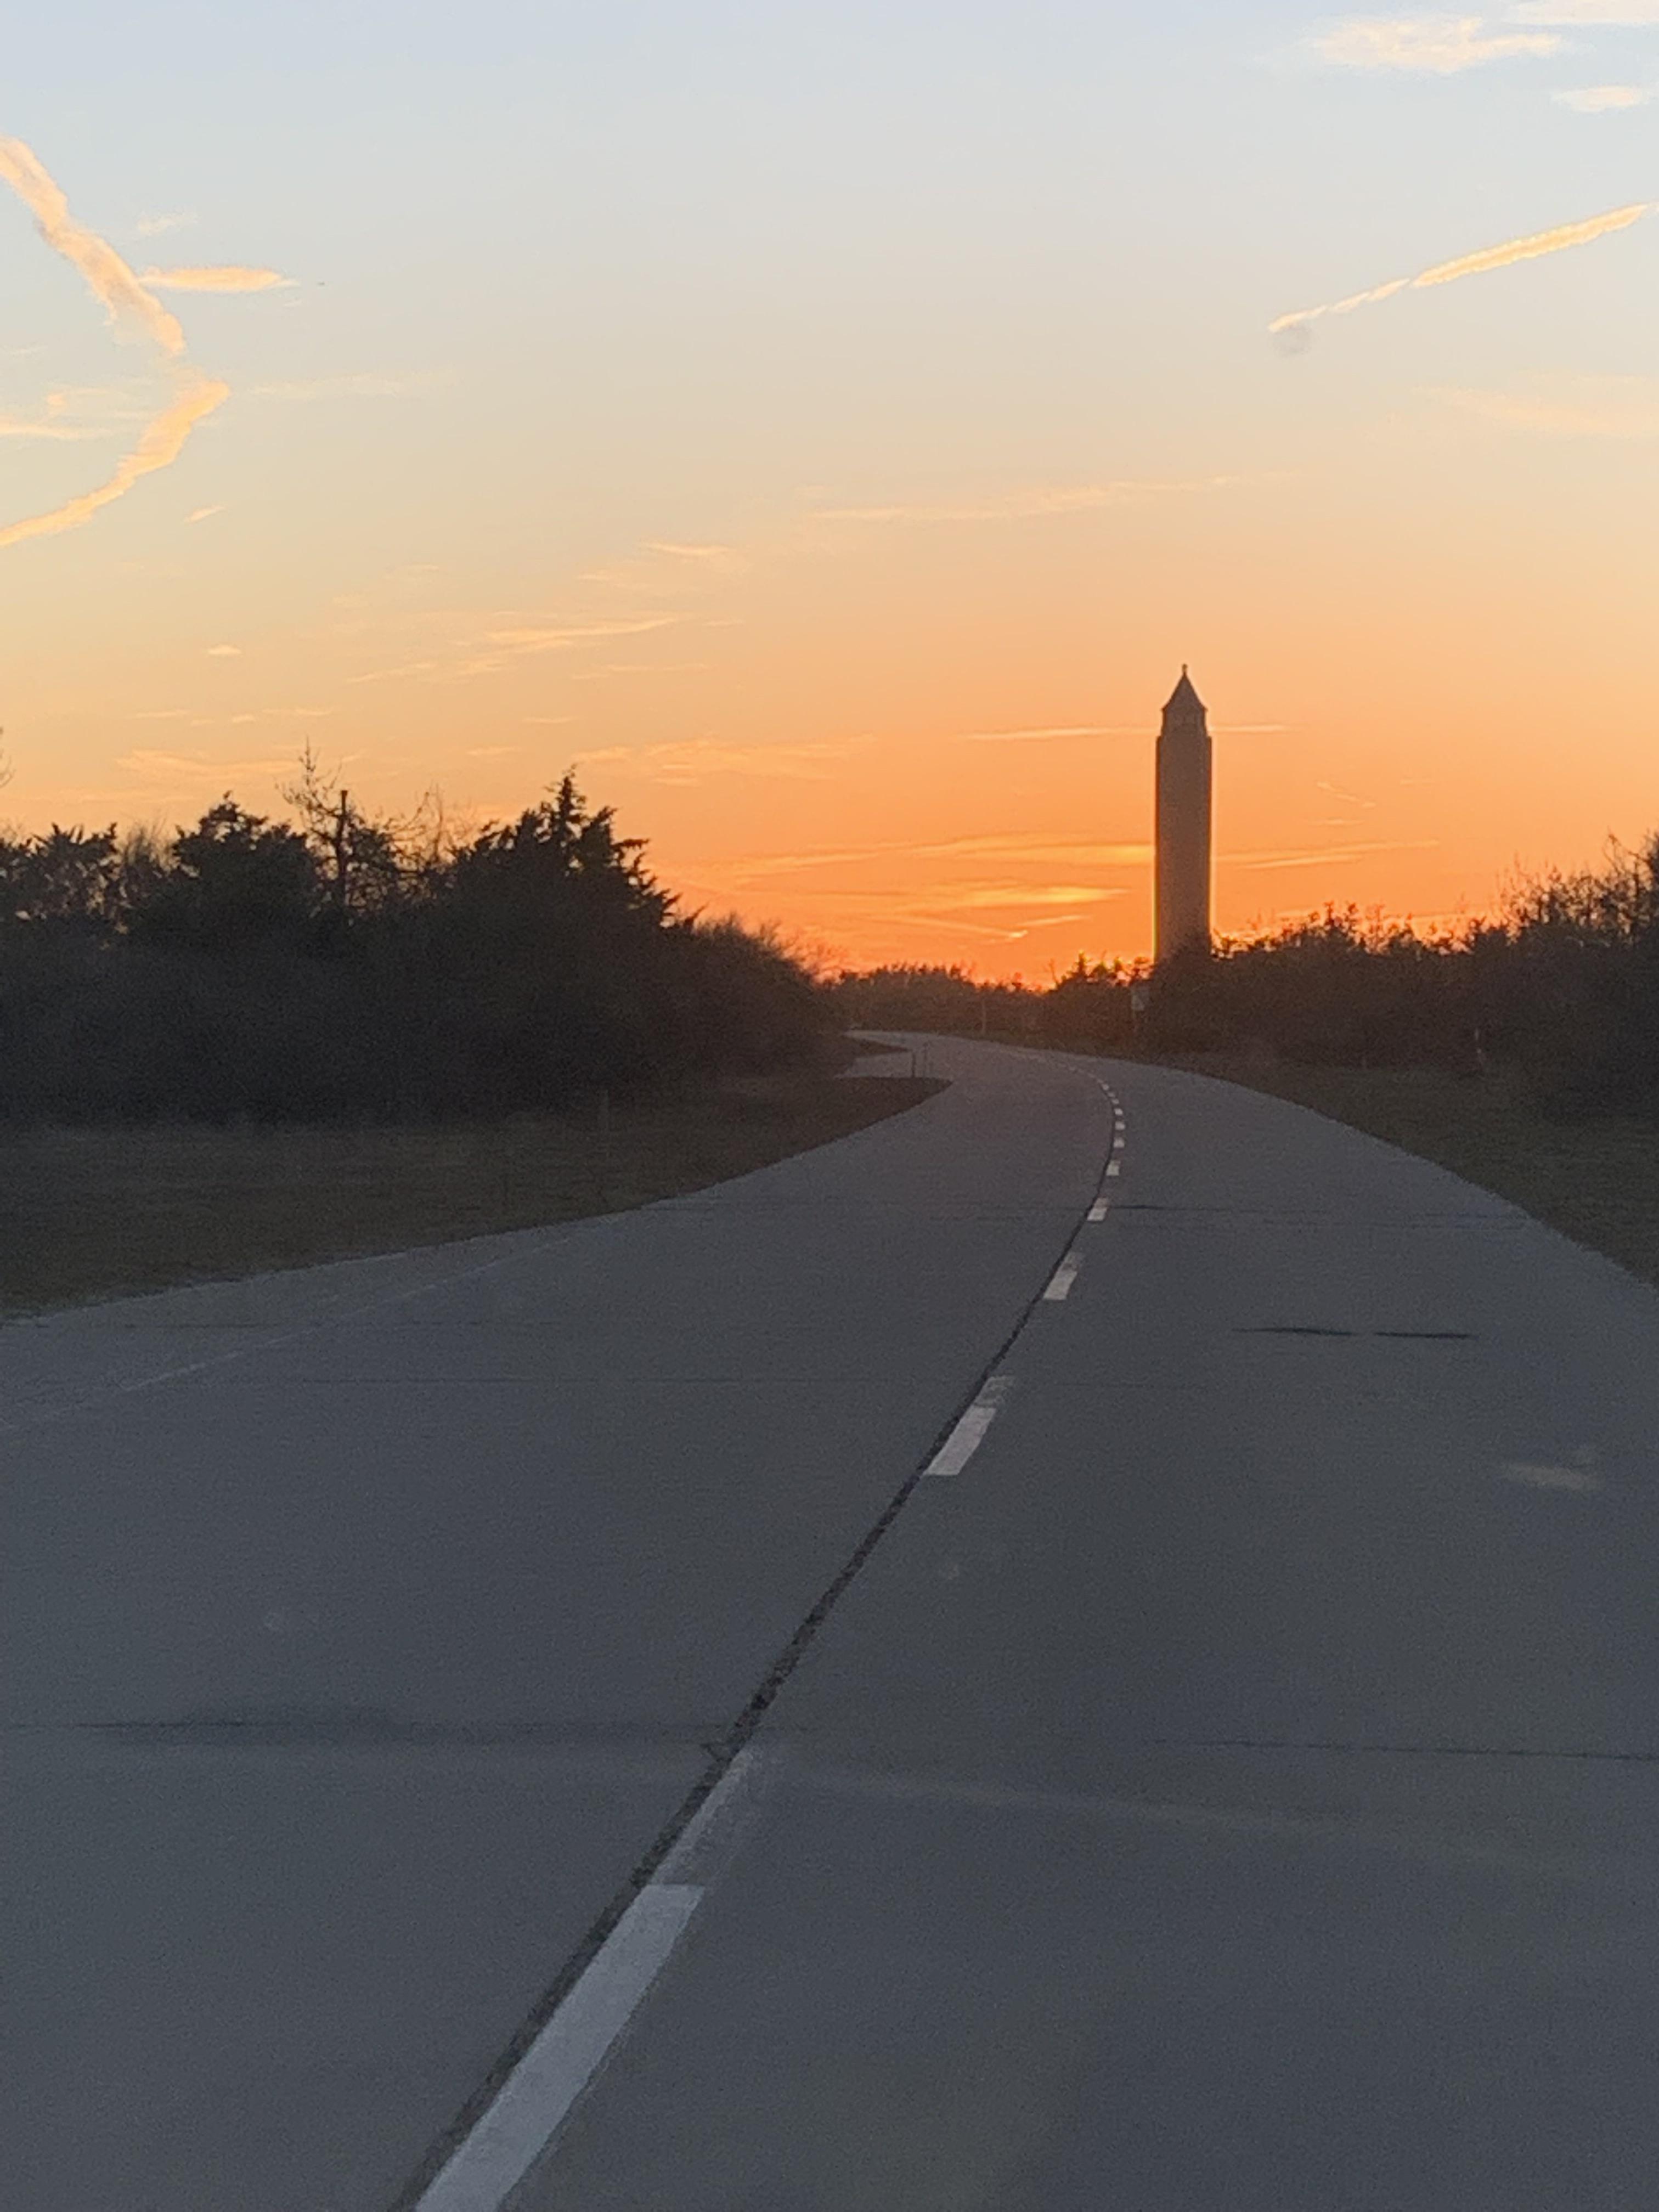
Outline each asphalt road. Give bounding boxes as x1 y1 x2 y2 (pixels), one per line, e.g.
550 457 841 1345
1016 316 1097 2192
8 1038 1659 2210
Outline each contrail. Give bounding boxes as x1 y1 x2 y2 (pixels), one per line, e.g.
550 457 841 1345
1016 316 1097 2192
1272 200 1655 337
0 137 185 354
142 264 294 292
0 373 227 551
0 136 245 549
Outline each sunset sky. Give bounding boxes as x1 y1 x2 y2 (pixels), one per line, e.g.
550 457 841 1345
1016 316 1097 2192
4 1 1657 974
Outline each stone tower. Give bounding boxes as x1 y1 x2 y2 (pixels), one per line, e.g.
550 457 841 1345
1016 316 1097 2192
1155 667 1212 961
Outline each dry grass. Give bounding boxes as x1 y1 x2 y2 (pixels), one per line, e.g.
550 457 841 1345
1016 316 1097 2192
1172 1057 1659 1290
0 1071 941 1317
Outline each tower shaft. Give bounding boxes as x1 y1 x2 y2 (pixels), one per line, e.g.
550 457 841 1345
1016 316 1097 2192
1155 670 1212 961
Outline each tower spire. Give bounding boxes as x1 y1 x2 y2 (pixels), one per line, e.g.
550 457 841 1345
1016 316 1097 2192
1165 665 1206 716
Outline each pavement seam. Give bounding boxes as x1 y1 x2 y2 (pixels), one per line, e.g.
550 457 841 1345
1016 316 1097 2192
385 1058 1125 2212
1144 1738 1659 1762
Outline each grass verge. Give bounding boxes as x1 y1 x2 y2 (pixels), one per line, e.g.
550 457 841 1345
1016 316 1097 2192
1167 1057 1659 1291
0 1070 943 1317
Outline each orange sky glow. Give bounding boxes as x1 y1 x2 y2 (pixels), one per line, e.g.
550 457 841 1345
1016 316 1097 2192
4 8 1657 978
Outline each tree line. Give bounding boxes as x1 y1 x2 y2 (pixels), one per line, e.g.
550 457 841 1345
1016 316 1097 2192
831 832 1659 1118
0 760 828 1122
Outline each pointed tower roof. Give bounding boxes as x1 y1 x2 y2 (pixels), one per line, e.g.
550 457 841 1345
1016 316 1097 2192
1164 665 1206 716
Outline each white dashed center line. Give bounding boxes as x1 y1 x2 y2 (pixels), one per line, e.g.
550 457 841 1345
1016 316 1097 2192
926 1374 1016 1479
415 1752 774 2210
416 1888 696 2211
1044 1253 1082 1302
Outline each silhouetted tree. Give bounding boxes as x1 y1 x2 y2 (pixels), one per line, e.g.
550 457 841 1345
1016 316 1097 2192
128 800 320 952
0 768 831 1123
0 825 122 931
282 748 430 927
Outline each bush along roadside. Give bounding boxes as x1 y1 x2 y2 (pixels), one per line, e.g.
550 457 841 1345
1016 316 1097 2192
0 766 833 1124
828 833 1659 1124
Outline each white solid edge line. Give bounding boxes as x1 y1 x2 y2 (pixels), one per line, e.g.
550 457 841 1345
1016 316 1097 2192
1043 1255 1081 1303
414 1884 701 2212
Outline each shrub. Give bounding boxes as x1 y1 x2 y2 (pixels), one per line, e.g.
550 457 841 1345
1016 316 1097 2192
0 772 832 1124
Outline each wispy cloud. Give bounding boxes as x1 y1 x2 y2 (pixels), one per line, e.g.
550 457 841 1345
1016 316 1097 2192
1308 15 1561 70
481 618 680 652
1552 82 1654 106
645 540 737 561
725 870 1132 947
579 540 750 594
251 372 452 402
1 139 185 355
961 719 1284 742
344 660 443 686
1441 372 1659 436
187 504 224 523
812 477 1243 525
569 659 710 681
573 738 863 786
346 613 685 686
462 615 682 679
140 264 295 293
0 389 115 442
1317 779 1378 811
961 723 1137 743
117 749 295 781
1514 2 1659 20
205 643 240 657
1226 839 1440 871
1417 202 1654 284
917 834 1152 867
0 138 236 552
0 376 225 551
1272 199 1654 338
923 883 1126 912
731 833 1153 883
134 210 195 238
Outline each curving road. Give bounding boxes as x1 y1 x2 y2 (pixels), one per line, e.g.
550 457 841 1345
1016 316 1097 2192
7 1038 1659 2209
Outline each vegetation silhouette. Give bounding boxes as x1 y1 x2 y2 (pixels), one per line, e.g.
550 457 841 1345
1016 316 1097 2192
0 767 828 1123
7 766 1656 1126
832 834 1659 1119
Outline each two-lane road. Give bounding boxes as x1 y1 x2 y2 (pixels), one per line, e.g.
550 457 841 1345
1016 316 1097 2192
8 1040 1659 2209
